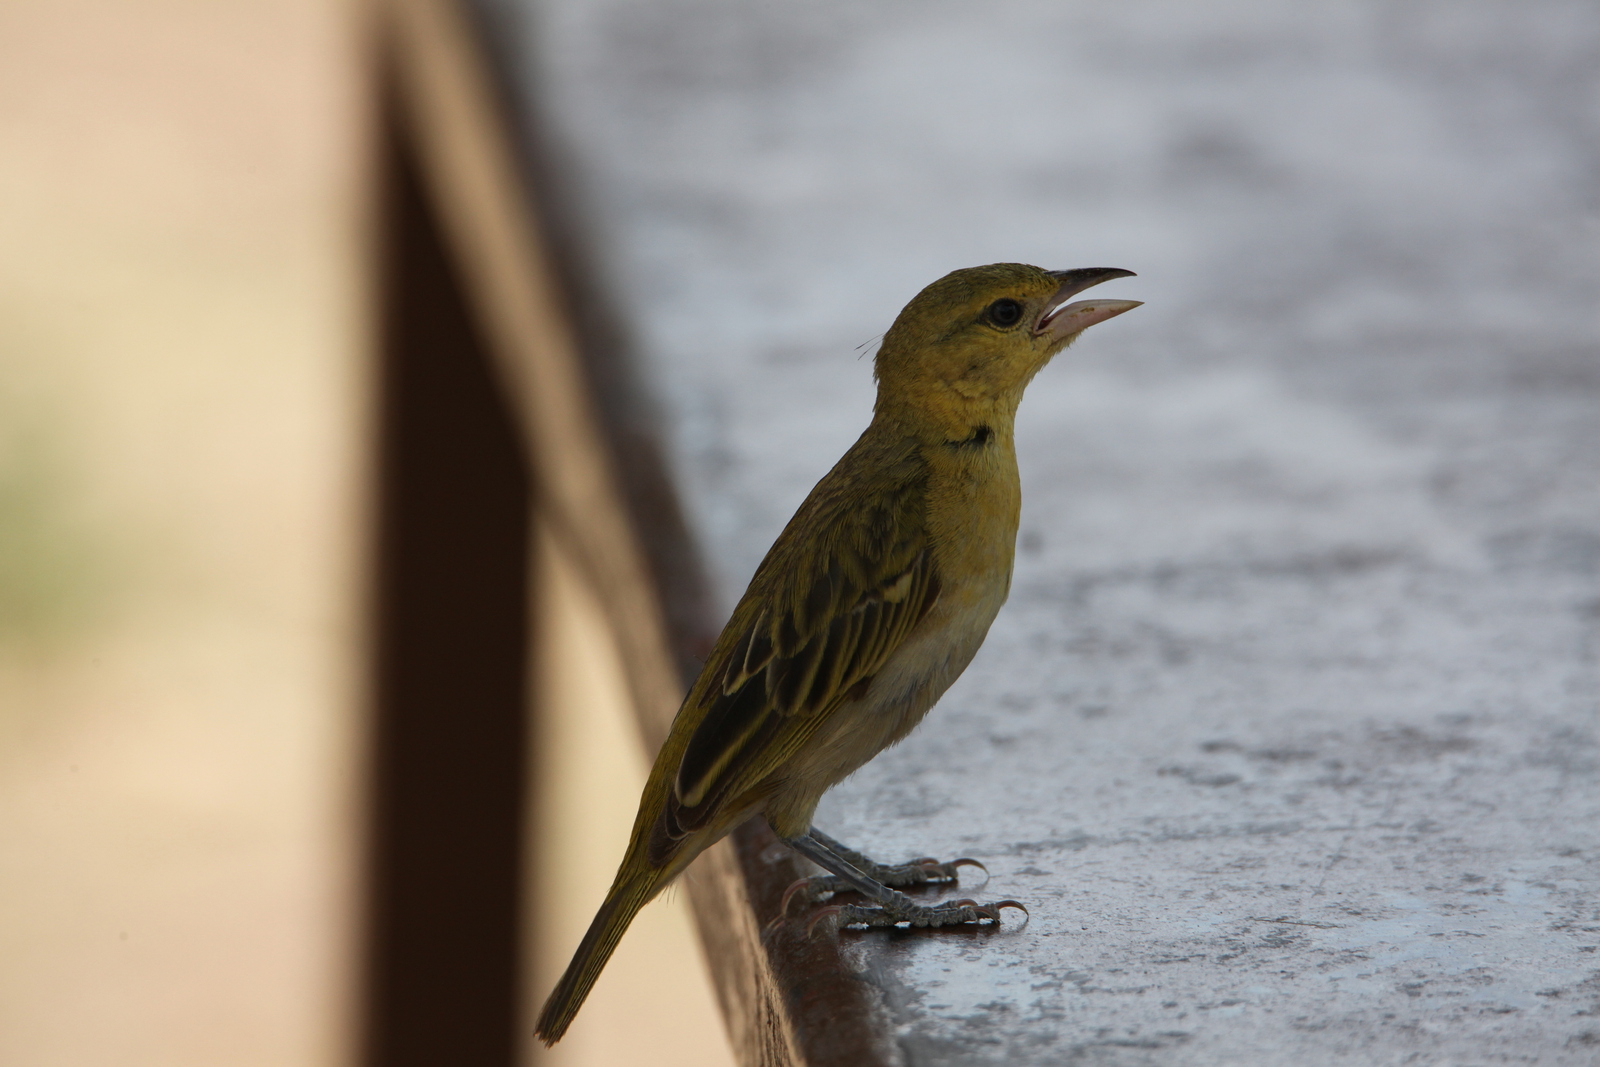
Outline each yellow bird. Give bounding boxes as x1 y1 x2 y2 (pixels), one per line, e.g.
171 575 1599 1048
536 263 1140 1044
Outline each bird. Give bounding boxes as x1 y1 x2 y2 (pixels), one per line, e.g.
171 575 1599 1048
535 262 1140 1044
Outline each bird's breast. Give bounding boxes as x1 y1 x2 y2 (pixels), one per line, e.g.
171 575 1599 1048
865 446 1021 736
927 438 1022 608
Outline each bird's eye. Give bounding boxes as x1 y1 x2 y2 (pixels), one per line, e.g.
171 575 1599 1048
986 298 1024 328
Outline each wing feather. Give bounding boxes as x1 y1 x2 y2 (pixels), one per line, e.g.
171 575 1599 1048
655 468 940 854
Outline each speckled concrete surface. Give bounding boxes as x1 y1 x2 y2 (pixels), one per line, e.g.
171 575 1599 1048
505 1 1600 1061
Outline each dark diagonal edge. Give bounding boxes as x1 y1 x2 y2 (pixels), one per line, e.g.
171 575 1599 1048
387 1 902 1063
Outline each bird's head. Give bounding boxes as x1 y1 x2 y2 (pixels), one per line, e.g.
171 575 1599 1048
873 263 1140 436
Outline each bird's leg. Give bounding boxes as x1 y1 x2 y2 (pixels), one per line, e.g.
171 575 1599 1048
782 831 1024 931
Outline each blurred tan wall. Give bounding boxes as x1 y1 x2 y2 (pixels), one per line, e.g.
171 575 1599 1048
0 2 738 1063
0 2 368 1064
530 529 733 1067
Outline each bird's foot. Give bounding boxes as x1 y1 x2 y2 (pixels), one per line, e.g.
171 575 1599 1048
781 854 986 910
777 828 1021 935
869 854 988 888
808 891 1027 934
803 828 987 890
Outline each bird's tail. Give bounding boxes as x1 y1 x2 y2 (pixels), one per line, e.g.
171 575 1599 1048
534 873 658 1045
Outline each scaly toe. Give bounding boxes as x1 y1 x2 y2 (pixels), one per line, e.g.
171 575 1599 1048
830 896 1029 930
832 903 903 929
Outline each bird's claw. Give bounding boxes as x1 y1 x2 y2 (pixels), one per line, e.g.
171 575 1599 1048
766 877 839 933
779 875 836 915
806 905 843 939
922 857 988 886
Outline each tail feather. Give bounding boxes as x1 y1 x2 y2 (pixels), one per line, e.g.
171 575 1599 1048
535 875 657 1045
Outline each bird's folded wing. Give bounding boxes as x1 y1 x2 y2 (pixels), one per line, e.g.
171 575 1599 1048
655 476 940 850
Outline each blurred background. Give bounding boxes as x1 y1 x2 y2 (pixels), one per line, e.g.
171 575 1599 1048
0 2 727 1064
0 1 366 1064
509 0 1600 597
2 0 1597 1064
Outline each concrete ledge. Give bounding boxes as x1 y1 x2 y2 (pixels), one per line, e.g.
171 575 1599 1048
497 1 1600 1061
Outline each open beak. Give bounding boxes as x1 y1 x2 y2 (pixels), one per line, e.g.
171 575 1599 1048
1035 267 1142 341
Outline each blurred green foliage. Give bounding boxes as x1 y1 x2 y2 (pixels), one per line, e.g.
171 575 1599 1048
0 395 108 651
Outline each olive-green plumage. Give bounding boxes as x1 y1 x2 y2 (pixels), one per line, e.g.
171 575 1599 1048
535 263 1139 1044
